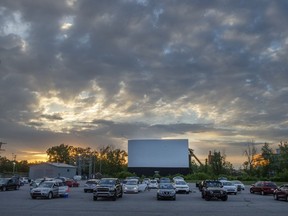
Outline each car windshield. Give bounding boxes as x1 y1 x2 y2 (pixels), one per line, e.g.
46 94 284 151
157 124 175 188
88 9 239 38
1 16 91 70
150 180 157 184
175 181 186 185
159 184 174 189
222 181 233 186
86 180 97 184
207 181 222 187
39 182 54 188
100 179 115 185
126 180 137 185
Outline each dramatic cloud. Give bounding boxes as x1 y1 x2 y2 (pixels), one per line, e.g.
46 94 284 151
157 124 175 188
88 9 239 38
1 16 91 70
1 0 288 167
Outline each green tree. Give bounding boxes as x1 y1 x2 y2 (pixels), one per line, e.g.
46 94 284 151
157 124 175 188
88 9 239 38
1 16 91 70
278 141 288 171
260 142 273 177
46 143 72 163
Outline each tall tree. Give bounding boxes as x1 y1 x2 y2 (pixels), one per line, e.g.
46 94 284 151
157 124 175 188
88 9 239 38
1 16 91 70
243 140 257 174
278 141 288 171
46 143 72 163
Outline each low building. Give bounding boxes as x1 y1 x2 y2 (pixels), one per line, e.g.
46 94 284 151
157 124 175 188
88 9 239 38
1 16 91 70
29 162 76 179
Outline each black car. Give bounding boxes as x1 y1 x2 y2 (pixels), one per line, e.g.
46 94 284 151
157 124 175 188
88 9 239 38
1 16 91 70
157 183 176 200
93 178 123 201
201 180 228 201
0 177 20 191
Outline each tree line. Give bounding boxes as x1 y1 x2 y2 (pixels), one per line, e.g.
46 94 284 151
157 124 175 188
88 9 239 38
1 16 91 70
1 141 288 181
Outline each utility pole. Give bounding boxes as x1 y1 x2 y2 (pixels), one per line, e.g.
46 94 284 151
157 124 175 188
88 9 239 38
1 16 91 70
12 153 17 174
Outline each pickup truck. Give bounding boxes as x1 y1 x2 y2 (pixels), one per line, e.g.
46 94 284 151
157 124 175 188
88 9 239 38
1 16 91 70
93 178 123 201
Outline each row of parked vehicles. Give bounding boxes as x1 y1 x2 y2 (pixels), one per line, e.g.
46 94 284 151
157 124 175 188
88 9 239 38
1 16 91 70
82 176 191 201
2 175 287 202
196 179 288 202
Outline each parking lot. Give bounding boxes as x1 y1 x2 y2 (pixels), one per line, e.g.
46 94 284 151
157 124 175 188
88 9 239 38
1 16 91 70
0 181 287 216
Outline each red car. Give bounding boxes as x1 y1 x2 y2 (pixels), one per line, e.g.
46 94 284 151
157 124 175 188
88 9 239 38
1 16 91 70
65 179 79 187
250 181 277 195
273 184 288 201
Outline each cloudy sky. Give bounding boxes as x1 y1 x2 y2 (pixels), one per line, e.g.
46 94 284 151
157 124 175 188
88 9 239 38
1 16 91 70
0 0 288 168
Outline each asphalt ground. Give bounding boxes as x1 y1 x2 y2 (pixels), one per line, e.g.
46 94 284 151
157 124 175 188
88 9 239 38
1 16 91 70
0 181 287 216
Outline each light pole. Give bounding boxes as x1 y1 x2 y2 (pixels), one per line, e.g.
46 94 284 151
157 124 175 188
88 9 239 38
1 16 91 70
78 154 82 176
13 162 16 174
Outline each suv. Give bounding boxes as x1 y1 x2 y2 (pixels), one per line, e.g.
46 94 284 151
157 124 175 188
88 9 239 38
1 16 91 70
93 178 123 201
0 177 20 191
201 180 228 201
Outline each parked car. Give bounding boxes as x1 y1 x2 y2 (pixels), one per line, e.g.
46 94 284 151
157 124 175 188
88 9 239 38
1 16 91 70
172 176 184 182
159 177 171 184
220 180 237 195
148 180 159 189
0 178 20 191
231 180 245 191
30 180 60 199
250 181 278 195
157 183 176 200
65 179 80 187
173 180 190 194
273 184 288 201
84 179 99 193
123 179 139 193
20 177 30 184
143 178 151 185
201 180 228 201
93 178 123 201
73 175 82 181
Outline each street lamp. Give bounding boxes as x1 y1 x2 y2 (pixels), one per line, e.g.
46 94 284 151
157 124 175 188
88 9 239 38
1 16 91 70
78 154 82 176
12 162 16 174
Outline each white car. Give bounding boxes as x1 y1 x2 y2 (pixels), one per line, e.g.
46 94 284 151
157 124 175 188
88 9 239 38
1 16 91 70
173 176 184 182
123 180 139 193
220 180 237 195
30 180 63 199
148 180 159 189
173 180 190 194
231 180 245 191
84 179 99 193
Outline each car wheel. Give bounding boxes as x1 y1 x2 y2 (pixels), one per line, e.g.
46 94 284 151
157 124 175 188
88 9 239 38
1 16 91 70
234 192 237 195
250 189 254 194
84 190 87 193
221 196 228 201
93 196 98 201
47 192 53 199
285 195 288 201
205 196 211 201
31 196 36 199
173 196 176 201
2 186 6 191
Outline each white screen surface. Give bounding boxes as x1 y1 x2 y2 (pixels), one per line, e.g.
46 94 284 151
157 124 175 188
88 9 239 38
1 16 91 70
128 139 189 168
